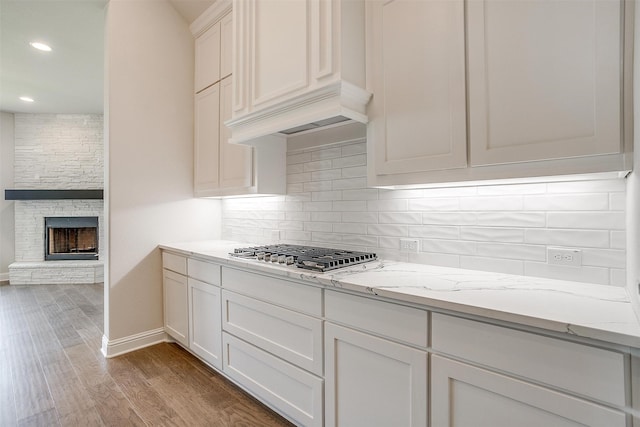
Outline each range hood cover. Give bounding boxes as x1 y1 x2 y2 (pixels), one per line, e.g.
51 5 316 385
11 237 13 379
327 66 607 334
226 81 372 145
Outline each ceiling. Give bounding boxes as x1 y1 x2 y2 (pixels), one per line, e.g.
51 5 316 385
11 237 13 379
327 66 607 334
0 0 214 115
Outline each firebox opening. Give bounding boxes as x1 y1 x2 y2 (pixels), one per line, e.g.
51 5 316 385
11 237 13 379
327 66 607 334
44 217 99 261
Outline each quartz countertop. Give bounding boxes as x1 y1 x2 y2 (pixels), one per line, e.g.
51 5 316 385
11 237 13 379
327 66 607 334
160 240 640 348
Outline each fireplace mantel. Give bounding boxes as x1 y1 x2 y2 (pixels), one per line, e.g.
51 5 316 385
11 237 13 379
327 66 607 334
5 189 103 200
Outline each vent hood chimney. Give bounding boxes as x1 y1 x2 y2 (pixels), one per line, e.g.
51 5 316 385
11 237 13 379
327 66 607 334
226 0 371 145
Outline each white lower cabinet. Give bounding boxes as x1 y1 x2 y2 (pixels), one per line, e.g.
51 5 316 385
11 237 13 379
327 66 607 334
431 355 626 427
324 322 428 427
222 332 323 427
163 269 189 346
188 278 222 370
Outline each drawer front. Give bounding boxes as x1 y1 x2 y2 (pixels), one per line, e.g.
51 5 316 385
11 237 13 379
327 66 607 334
325 290 428 347
162 251 187 275
188 258 221 285
222 333 323 427
222 267 322 316
431 313 626 406
223 290 323 375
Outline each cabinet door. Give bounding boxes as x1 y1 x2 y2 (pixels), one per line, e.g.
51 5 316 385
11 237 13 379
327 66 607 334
249 0 309 108
188 278 222 370
220 12 233 80
195 21 221 93
325 323 427 427
431 355 626 427
367 0 467 176
163 269 189 346
194 83 220 194
219 77 253 190
468 0 622 166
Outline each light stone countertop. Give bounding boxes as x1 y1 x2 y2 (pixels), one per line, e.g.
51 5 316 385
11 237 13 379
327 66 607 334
160 240 640 349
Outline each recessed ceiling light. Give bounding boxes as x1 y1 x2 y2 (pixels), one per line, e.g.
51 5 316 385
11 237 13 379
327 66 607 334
19 96 34 103
29 41 52 52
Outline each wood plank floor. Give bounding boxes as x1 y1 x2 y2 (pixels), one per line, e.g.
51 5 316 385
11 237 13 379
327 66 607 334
0 283 294 426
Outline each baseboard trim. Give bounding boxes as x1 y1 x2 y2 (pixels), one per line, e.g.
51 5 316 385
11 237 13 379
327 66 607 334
0 272 9 282
101 328 170 358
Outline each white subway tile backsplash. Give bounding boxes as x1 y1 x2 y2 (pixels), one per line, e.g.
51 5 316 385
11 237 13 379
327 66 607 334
342 189 379 201
341 142 367 156
341 166 367 178
525 229 609 248
333 201 367 212
476 243 546 261
460 256 524 275
311 169 342 181
460 196 523 211
334 223 368 235
476 212 546 228
611 231 626 249
409 198 459 211
423 212 477 226
461 227 524 243
368 224 409 237
368 199 409 212
342 212 378 223
581 249 626 269
409 225 459 239
332 177 367 190
312 191 342 201
524 194 609 211
547 212 625 230
421 239 476 256
379 212 422 224
332 154 366 168
223 140 628 287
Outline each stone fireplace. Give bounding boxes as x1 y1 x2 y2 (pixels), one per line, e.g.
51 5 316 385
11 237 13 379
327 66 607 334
8 113 104 285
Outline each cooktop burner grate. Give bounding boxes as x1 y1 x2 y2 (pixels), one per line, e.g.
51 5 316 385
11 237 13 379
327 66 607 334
230 244 377 272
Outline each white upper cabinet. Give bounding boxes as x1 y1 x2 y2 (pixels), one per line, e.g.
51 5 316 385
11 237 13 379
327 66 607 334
192 2 285 197
467 0 622 166
366 0 467 176
228 0 372 144
194 21 221 93
367 0 632 188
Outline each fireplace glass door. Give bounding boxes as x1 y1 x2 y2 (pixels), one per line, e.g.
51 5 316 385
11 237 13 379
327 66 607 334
45 217 99 260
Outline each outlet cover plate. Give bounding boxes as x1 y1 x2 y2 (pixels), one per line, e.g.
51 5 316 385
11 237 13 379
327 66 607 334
400 238 419 253
548 248 582 267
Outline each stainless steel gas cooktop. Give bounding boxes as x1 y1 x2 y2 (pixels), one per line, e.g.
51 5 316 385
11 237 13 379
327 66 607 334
230 244 377 272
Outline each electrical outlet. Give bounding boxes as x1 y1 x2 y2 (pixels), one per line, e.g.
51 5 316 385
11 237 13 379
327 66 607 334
400 238 419 253
547 248 582 267
271 230 282 241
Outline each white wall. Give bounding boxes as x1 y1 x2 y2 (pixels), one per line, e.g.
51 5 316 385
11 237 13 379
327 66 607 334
0 112 15 281
105 0 220 345
224 140 626 287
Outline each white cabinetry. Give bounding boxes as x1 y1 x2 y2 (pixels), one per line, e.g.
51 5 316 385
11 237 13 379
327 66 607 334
162 251 223 370
162 253 189 346
228 0 372 144
367 0 632 187
187 257 222 370
431 313 627 427
221 267 324 427
324 291 428 427
431 355 626 427
193 5 283 197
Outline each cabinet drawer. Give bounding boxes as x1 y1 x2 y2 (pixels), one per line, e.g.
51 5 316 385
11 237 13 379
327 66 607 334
222 290 322 375
187 258 220 285
325 290 428 347
223 333 323 427
431 313 626 406
222 267 322 316
162 251 186 275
